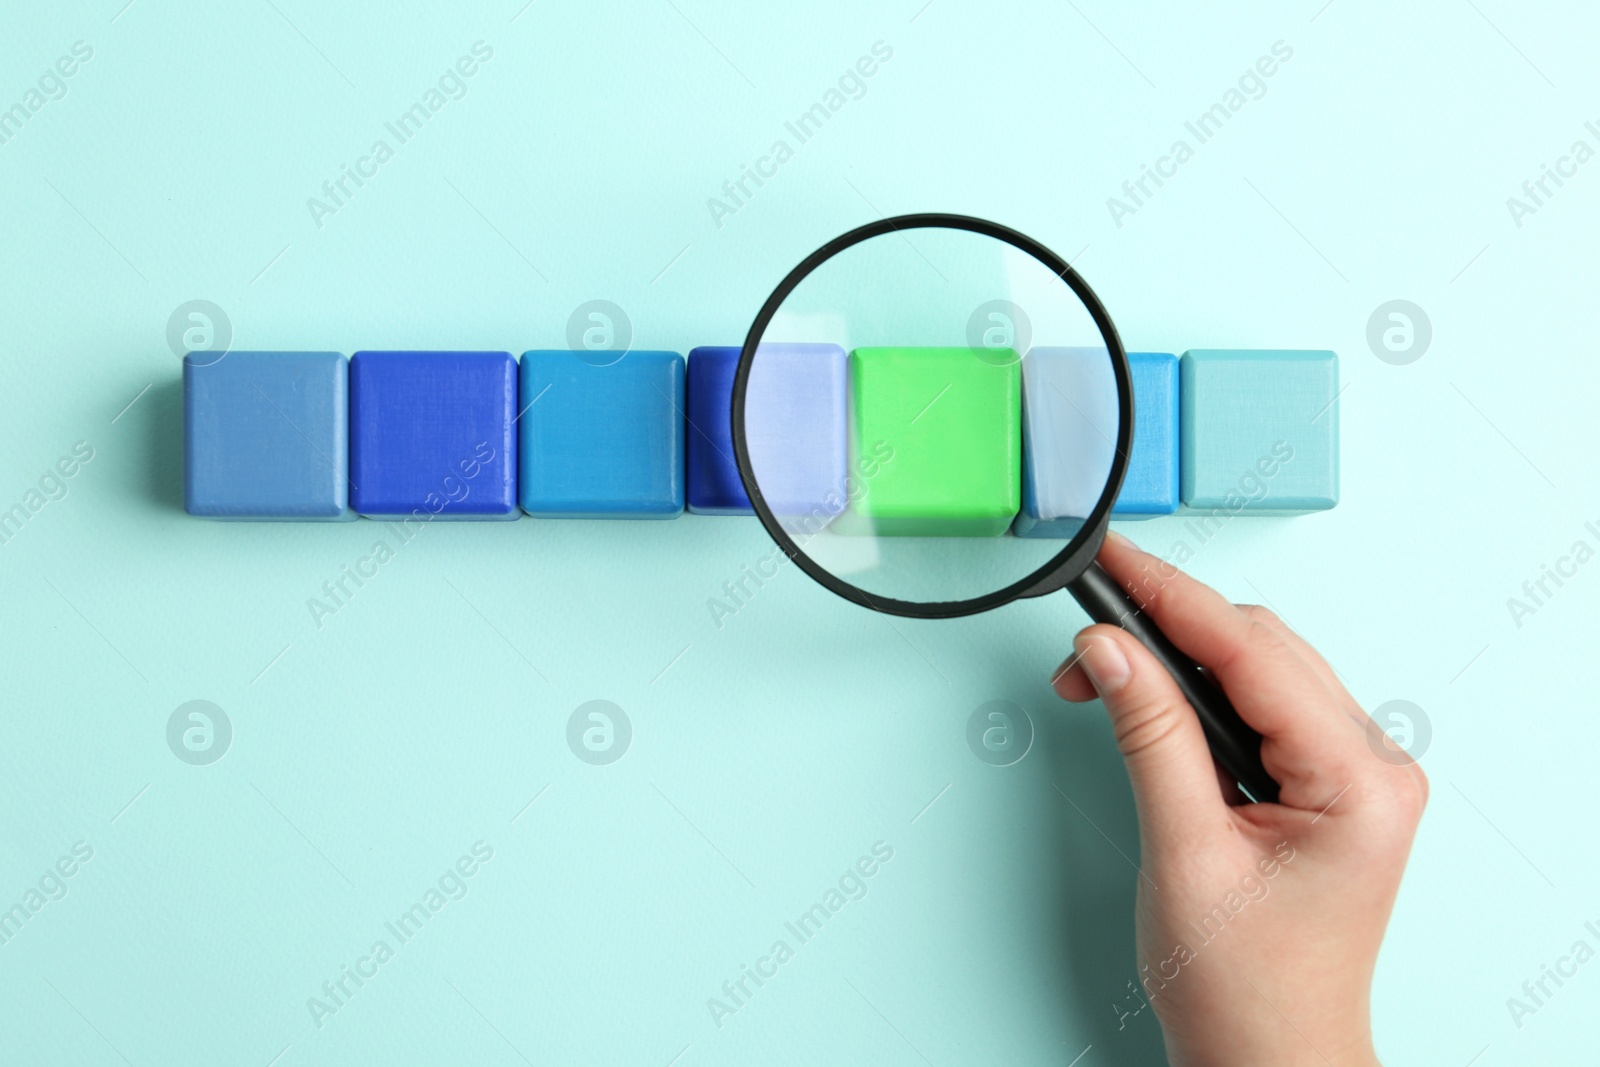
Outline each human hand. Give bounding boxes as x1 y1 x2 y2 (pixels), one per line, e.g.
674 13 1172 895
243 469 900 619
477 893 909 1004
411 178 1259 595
1052 532 1427 1067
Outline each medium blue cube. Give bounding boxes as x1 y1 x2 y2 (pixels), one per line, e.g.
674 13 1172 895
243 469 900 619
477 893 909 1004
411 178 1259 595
685 344 848 516
350 351 519 520
1180 349 1339 513
184 351 353 520
1116 352 1180 518
1014 350 1180 538
518 350 684 518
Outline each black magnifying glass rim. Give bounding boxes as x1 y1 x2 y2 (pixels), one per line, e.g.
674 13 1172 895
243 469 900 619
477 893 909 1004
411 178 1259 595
730 212 1133 620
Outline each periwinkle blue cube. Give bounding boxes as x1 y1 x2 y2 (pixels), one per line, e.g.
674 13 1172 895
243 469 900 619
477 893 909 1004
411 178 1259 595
685 344 847 516
184 351 353 520
350 351 518 520
1014 350 1180 538
518 350 684 518
1180 349 1339 513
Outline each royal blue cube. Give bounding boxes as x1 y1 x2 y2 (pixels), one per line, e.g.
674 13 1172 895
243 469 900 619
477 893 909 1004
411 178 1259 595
1181 349 1339 513
184 351 353 520
685 344 847 517
350 351 518 520
685 346 750 514
518 350 684 518
1014 349 1180 538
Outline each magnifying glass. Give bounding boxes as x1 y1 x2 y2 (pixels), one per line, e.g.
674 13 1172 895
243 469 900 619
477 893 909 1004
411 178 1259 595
730 214 1278 805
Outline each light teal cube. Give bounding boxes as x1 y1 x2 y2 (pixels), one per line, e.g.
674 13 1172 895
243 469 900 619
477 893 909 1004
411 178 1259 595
1180 350 1339 513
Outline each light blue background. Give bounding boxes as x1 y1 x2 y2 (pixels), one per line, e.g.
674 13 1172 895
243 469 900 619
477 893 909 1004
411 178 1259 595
2 1 1596 1064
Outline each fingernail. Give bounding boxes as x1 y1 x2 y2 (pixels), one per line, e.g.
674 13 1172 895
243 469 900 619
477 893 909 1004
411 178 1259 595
1050 656 1076 699
1105 529 1131 550
1074 635 1131 696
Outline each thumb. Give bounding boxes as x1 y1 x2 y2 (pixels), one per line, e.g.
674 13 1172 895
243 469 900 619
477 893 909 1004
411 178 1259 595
1072 625 1230 844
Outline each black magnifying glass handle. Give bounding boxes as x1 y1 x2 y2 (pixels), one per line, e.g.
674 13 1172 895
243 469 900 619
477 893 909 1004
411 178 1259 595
1066 561 1279 805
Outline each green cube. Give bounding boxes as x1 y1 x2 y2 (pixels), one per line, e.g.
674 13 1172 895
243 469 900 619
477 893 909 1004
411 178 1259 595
840 347 1021 536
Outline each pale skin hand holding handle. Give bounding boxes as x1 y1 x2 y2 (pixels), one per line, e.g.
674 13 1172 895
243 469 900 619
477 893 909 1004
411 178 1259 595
1053 532 1428 1067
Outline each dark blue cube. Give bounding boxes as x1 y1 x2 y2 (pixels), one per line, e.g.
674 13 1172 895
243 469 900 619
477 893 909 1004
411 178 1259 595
685 346 749 514
685 344 847 516
350 351 518 520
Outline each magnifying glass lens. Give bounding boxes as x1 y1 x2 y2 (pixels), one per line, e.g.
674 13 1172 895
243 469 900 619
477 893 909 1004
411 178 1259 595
740 225 1123 605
